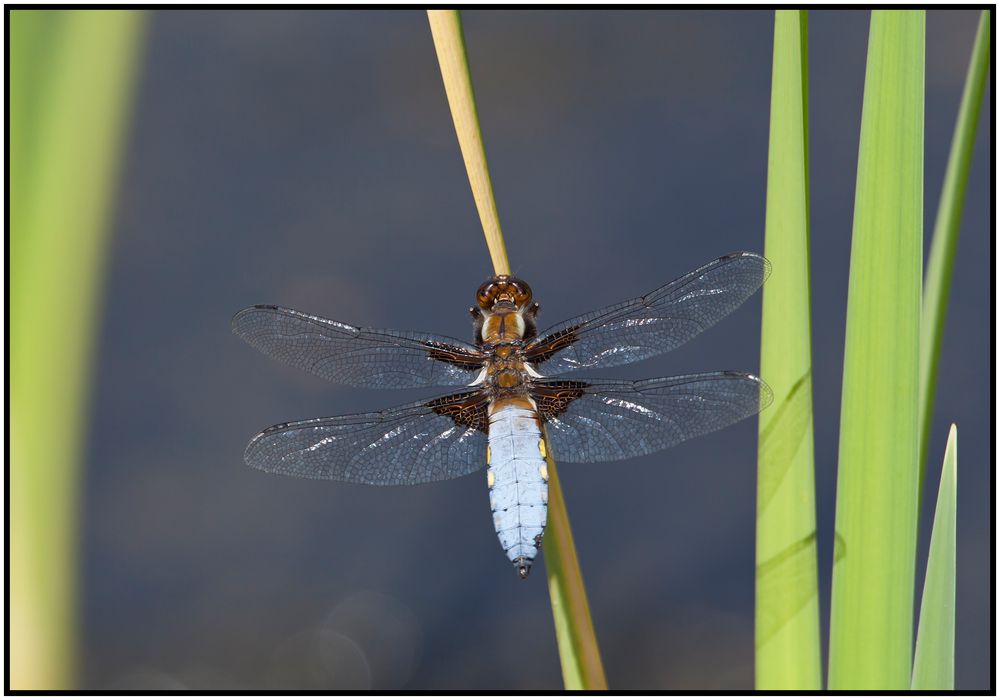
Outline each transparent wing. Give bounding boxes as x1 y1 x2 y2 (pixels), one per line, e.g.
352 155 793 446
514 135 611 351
525 252 770 374
535 372 772 463
233 305 486 389
244 391 490 485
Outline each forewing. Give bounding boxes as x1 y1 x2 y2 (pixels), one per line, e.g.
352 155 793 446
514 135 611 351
534 372 772 463
525 252 770 374
233 305 486 389
245 390 490 485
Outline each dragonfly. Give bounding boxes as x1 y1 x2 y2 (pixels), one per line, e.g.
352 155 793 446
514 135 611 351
233 251 772 579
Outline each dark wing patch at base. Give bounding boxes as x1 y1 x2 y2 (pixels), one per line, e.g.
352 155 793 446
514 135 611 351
530 380 589 421
427 389 491 433
423 341 489 372
524 325 582 365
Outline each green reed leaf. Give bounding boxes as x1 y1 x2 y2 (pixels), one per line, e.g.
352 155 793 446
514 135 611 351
755 10 821 690
918 11 990 485
828 11 924 689
911 424 958 690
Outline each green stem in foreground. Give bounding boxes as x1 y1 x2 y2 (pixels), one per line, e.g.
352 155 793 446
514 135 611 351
917 10 990 489
426 10 607 689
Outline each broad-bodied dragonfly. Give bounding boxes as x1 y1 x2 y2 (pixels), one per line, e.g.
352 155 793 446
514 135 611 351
234 252 772 578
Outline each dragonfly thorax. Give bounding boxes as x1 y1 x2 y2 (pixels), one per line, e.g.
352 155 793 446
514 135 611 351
483 344 532 395
479 308 526 344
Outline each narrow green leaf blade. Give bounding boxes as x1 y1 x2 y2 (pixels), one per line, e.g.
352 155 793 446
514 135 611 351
828 10 924 690
911 424 958 690
918 11 990 483
755 10 821 690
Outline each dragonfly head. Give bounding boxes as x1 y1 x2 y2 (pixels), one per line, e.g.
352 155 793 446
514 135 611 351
475 275 533 314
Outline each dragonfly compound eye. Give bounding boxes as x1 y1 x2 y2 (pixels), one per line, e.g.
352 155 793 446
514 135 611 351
508 279 533 306
476 282 498 309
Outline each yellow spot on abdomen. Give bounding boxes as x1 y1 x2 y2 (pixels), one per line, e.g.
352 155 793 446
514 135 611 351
538 439 547 458
486 446 492 464
487 468 495 488
539 463 549 482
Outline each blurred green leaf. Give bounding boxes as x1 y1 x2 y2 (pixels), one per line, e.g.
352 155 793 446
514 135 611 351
11 10 146 689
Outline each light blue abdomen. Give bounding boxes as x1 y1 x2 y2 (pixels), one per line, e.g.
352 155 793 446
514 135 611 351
487 402 549 578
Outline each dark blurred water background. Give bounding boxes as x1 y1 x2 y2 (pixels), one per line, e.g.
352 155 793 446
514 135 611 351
81 9 991 690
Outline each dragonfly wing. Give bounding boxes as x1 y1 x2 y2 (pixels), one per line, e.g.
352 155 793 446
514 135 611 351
533 372 772 463
233 305 486 389
245 390 490 485
525 252 770 375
